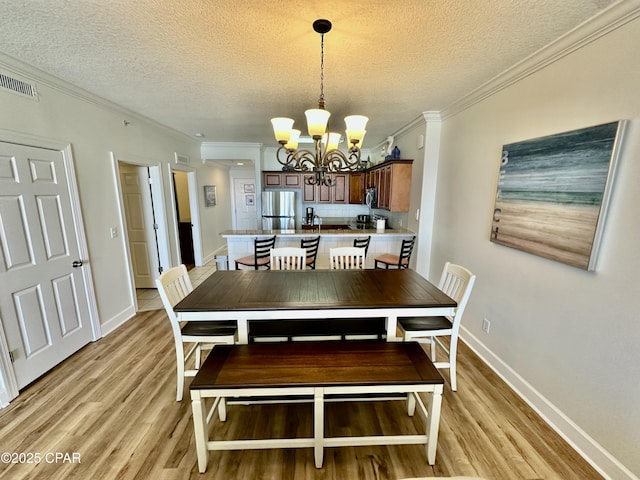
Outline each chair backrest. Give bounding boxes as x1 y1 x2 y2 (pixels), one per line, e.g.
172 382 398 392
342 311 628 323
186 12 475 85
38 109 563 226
270 247 307 270
353 236 371 257
398 236 416 268
330 247 366 269
301 236 320 269
438 262 476 329
155 264 193 335
254 235 277 268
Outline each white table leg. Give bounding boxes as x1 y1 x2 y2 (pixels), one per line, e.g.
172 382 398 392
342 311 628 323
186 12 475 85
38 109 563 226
237 318 248 344
313 387 324 468
385 314 399 342
425 386 443 465
191 391 209 473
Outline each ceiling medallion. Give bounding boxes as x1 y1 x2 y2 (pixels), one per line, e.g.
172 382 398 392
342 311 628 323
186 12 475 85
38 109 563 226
270 19 368 187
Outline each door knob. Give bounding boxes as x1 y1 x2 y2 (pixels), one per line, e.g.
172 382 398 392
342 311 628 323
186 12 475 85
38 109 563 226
72 260 83 268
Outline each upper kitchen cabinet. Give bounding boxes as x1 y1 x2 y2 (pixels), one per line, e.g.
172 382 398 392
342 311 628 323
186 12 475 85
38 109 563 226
262 171 301 188
365 160 413 212
349 172 365 204
302 173 348 204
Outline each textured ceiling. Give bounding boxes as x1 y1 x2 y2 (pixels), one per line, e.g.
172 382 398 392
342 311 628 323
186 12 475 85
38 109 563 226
0 0 619 148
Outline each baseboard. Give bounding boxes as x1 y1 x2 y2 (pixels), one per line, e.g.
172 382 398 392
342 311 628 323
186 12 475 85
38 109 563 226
100 305 136 337
460 326 638 480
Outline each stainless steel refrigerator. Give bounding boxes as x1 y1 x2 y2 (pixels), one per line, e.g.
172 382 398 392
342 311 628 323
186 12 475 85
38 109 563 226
261 191 296 230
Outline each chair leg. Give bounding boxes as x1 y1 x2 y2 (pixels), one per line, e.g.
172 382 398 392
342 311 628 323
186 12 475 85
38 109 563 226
195 343 202 369
449 337 458 391
430 336 437 361
175 341 185 401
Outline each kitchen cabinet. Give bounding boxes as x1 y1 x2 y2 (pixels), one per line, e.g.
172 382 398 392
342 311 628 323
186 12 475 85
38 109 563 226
262 172 301 188
349 172 365 204
302 173 348 204
365 160 413 212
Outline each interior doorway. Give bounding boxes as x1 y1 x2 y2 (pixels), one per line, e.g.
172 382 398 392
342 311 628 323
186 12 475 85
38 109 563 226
172 170 195 270
119 163 161 287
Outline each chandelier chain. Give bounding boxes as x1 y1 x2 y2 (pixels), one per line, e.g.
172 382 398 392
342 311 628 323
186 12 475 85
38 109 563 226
319 32 325 108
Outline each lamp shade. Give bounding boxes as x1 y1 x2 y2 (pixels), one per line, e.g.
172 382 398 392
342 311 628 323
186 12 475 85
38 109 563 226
305 109 331 137
345 115 368 143
284 129 301 150
271 117 294 143
321 132 341 151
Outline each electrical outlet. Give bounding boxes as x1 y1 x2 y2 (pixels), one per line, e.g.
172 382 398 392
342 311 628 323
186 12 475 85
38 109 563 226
482 317 491 334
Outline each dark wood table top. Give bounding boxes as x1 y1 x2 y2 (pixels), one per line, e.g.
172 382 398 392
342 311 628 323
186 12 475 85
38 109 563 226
175 268 456 313
190 341 444 390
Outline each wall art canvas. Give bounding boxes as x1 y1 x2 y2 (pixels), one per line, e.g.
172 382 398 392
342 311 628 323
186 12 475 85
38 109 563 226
490 121 626 270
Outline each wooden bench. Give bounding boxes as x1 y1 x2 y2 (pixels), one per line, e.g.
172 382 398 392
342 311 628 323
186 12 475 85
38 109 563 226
189 341 444 472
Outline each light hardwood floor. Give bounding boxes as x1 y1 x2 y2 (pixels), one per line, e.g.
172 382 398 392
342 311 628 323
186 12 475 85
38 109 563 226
0 308 603 480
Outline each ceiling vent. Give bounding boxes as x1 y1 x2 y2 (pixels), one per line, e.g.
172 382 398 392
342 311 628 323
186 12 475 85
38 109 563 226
0 71 38 100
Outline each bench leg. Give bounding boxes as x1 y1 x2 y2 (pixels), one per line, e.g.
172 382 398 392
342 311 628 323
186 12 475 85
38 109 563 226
425 386 443 465
407 392 416 416
313 387 324 468
218 397 227 421
191 391 209 473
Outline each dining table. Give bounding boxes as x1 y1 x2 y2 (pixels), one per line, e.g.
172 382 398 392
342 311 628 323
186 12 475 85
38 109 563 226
174 268 457 344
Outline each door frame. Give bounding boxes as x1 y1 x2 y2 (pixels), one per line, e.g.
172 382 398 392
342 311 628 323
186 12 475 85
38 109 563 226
0 129 101 406
111 152 171 309
168 164 203 266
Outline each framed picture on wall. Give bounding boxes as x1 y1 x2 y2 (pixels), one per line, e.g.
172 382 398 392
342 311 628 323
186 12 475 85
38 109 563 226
490 121 626 271
246 194 255 206
204 185 217 207
244 184 255 193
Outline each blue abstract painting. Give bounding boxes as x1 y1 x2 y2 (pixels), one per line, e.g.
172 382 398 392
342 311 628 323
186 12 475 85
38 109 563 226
490 121 625 270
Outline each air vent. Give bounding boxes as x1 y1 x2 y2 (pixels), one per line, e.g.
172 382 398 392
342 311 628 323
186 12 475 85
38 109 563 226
0 72 38 99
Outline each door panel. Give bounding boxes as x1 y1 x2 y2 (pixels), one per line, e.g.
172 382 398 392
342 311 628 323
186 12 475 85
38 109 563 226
0 142 93 389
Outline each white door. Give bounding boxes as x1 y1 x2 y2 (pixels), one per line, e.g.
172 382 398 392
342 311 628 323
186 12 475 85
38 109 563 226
120 164 160 288
0 142 93 389
233 177 258 230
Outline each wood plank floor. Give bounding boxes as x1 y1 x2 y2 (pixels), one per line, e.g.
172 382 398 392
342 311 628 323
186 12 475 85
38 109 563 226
0 309 603 480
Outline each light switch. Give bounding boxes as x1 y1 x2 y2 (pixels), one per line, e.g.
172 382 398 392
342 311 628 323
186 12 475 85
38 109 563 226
110 227 118 238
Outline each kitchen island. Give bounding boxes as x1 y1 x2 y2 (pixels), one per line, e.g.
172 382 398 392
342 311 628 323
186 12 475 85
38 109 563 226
221 227 415 269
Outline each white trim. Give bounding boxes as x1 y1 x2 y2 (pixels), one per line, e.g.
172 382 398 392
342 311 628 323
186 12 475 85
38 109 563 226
460 326 640 480
441 1 640 119
168 164 204 267
110 152 172 312
99 305 137 337
0 52 194 143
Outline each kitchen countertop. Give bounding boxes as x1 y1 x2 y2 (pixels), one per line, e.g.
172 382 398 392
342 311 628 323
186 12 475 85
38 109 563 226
221 227 415 237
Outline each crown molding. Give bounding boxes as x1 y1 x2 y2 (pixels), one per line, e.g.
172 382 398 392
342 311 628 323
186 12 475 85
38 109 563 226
0 51 196 142
441 0 640 119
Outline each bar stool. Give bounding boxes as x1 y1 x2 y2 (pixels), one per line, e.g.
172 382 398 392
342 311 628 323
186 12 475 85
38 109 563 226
234 235 276 270
353 236 371 257
374 236 416 269
301 236 320 270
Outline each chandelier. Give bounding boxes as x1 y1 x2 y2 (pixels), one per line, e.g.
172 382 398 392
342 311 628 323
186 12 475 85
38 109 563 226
270 19 368 187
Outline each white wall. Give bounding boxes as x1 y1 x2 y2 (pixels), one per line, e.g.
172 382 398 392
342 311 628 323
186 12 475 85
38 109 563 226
0 54 209 328
431 12 640 479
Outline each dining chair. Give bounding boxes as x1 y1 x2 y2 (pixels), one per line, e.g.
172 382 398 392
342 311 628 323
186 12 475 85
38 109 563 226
353 236 371 257
234 235 276 270
269 247 307 270
329 247 366 270
398 262 476 391
374 236 416 269
155 264 237 401
301 236 320 269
